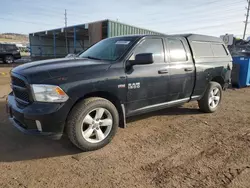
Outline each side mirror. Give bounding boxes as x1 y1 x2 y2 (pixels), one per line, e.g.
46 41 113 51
131 53 154 65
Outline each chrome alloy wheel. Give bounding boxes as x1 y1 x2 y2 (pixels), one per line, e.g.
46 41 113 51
81 108 113 143
5 56 14 64
209 87 220 108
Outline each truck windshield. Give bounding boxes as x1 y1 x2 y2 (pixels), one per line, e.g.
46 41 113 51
79 37 138 61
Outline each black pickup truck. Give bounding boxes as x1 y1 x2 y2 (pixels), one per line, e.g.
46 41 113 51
7 34 232 151
0 43 21 64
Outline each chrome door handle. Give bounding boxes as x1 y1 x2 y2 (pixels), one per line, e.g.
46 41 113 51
158 69 169 74
184 68 193 72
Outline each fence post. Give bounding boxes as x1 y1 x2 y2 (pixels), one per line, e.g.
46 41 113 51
53 31 56 58
74 27 76 53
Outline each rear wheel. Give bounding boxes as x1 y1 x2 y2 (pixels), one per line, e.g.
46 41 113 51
4 55 14 64
67 97 119 151
198 82 222 113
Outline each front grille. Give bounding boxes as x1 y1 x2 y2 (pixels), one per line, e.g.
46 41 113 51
13 89 30 102
11 76 26 87
11 75 31 106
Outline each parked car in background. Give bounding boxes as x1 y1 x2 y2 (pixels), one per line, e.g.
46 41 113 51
65 53 78 58
0 43 21 64
18 46 30 53
7 34 232 151
65 51 84 58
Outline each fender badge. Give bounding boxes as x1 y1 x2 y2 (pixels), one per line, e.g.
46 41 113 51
118 84 126 88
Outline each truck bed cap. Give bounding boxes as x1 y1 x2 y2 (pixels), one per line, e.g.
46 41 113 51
169 34 223 43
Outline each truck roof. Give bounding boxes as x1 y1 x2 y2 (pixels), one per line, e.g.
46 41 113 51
174 34 223 43
113 34 223 43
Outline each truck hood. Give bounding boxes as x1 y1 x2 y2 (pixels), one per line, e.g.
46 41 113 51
12 58 111 83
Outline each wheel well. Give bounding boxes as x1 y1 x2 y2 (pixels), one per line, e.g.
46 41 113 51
3 54 14 61
73 91 125 128
211 76 225 87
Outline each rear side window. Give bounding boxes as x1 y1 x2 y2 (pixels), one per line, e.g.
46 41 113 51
130 38 164 62
4 44 18 51
211 44 228 57
167 38 187 62
192 42 213 57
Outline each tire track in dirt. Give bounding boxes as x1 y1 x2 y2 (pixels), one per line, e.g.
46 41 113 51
140 131 250 188
1 74 250 188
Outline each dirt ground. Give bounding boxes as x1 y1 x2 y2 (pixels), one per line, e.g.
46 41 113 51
0 66 250 188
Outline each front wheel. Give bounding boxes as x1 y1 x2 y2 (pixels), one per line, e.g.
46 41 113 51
198 82 222 113
4 55 14 64
66 97 119 151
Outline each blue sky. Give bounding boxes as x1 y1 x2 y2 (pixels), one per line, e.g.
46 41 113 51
0 0 246 37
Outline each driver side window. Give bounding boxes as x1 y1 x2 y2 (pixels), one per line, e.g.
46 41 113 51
129 38 165 62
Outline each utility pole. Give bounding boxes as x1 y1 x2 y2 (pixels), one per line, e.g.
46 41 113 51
64 9 67 28
64 9 68 54
243 0 250 39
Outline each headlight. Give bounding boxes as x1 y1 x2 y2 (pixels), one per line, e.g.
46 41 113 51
31 84 69 103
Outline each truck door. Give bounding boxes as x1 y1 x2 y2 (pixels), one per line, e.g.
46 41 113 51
165 37 195 101
125 37 170 115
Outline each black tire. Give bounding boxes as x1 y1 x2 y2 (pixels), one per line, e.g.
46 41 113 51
198 82 222 113
4 55 14 64
66 97 119 151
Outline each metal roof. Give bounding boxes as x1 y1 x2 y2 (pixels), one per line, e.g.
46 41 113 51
29 19 166 36
29 19 106 35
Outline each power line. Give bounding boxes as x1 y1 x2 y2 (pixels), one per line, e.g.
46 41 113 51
3 0 246 36
123 1 245 35
0 17 61 27
18 0 94 19
132 5 244 26
131 0 244 23
16 0 244 27
167 20 242 33
134 10 243 27
183 0 243 9
19 0 242 18
8 0 245 28
3 11 64 23
18 0 67 14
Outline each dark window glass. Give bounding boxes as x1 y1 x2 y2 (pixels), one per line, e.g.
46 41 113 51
211 44 228 56
79 36 138 61
168 39 187 62
192 42 213 57
130 38 164 62
4 44 18 51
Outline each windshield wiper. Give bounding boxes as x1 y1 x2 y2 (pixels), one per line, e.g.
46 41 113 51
83 56 102 60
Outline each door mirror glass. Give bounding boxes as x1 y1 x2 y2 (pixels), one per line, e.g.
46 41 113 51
131 53 154 65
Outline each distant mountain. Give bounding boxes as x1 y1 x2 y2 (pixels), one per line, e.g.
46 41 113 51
2 33 27 36
0 33 29 43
